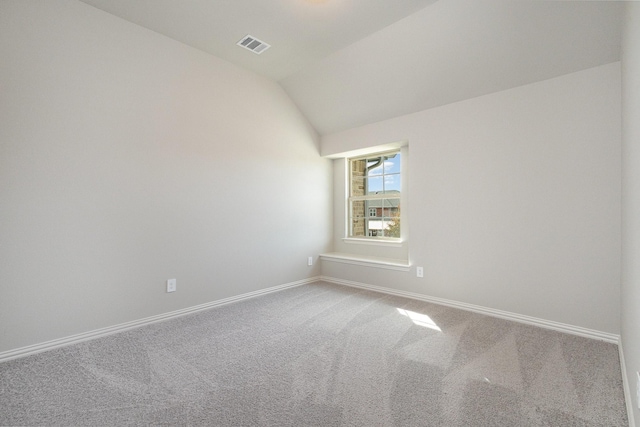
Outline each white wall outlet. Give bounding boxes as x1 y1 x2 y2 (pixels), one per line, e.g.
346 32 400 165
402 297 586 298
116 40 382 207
416 267 424 278
308 256 313 266
636 371 640 409
167 278 176 293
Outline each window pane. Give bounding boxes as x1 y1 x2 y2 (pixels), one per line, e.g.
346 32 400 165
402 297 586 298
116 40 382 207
366 218 385 236
350 198 366 237
350 176 366 197
347 149 401 240
383 199 400 237
381 198 399 209
384 153 401 174
384 174 401 193
351 200 365 218
352 158 367 174
351 217 366 237
367 176 383 194
351 159 367 198
384 218 400 238
367 157 384 176
365 200 380 216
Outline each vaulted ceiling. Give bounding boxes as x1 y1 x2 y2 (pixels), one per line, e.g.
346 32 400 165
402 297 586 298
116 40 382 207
79 0 624 135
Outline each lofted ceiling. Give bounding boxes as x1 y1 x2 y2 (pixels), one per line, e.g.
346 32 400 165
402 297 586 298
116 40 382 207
78 0 437 81
78 0 624 136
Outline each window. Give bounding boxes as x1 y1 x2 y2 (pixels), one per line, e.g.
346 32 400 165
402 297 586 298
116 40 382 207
348 150 401 239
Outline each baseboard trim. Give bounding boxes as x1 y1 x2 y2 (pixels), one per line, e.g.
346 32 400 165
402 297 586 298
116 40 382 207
0 276 319 364
320 276 620 344
619 339 636 427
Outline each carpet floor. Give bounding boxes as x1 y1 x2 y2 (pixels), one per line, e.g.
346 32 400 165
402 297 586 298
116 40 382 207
0 281 628 426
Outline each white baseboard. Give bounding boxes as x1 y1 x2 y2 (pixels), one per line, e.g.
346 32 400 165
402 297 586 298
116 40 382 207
320 275 620 344
1 274 622 361
0 276 319 364
619 339 637 427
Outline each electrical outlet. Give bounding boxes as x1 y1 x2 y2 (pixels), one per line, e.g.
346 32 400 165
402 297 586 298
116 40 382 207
167 278 176 293
308 256 313 266
416 267 424 278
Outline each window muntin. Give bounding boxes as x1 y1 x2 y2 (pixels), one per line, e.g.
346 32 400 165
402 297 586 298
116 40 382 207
348 150 401 239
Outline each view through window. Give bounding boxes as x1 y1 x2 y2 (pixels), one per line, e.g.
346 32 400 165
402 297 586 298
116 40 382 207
348 150 401 239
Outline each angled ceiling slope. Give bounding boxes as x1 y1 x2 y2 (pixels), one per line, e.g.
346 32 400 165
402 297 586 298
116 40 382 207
78 0 437 81
281 0 624 135
78 0 623 136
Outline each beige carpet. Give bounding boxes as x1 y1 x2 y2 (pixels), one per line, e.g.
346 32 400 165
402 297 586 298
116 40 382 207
0 281 628 426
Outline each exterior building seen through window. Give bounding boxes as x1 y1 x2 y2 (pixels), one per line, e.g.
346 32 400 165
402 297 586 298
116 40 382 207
348 150 401 239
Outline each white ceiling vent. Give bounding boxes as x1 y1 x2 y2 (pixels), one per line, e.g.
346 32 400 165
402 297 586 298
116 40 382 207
237 35 271 55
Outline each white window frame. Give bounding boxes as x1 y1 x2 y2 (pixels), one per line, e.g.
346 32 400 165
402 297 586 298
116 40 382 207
346 149 402 243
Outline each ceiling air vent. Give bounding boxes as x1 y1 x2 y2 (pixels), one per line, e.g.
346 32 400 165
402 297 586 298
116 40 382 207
237 35 271 55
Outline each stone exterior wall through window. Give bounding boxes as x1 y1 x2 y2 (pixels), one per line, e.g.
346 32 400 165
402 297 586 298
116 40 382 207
351 159 366 237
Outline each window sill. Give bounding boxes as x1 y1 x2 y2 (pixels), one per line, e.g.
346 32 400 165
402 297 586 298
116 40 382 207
320 252 411 271
342 237 403 248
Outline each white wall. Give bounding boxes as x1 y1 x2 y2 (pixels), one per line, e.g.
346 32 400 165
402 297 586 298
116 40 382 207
621 3 640 425
322 63 621 335
0 0 332 354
